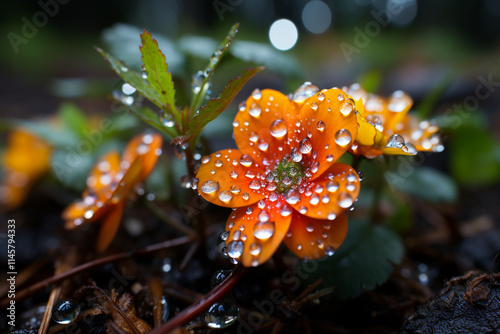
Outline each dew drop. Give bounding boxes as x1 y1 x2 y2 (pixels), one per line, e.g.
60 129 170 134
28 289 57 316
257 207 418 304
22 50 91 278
258 139 269 151
210 269 232 288
159 112 175 127
326 180 339 192
230 171 238 179
52 300 80 324
253 221 275 240
201 155 211 164
299 138 313 154
340 101 354 116
258 210 270 222
316 120 325 131
309 194 320 205
357 171 365 181
220 230 229 241
141 69 149 79
292 82 320 102
387 90 412 113
285 189 301 205
280 205 293 217
317 92 325 101
252 89 262 100
227 240 244 258
386 134 405 149
249 132 258 143
203 301 239 329
346 173 357 182
240 155 254 167
269 119 287 138
230 185 241 194
249 243 262 255
219 191 233 203
242 193 249 200
306 223 314 232
338 192 353 208
215 160 223 167
249 180 261 190
201 181 219 194
238 101 246 112
291 148 303 162
310 102 319 111
325 246 335 256
249 103 261 117
334 129 352 147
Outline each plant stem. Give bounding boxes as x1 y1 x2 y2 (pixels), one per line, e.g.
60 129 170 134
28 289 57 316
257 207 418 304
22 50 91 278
149 265 248 334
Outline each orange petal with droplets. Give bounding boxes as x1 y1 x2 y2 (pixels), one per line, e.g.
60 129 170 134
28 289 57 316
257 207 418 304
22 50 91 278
233 89 298 164
289 163 360 220
224 199 292 267
289 88 358 180
284 211 348 260
196 149 267 208
85 151 121 200
122 133 163 183
96 201 125 252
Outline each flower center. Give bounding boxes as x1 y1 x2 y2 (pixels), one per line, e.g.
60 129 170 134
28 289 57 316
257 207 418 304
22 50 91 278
270 158 304 194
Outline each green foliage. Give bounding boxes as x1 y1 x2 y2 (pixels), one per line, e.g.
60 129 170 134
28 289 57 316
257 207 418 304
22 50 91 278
188 67 263 147
140 31 176 113
301 219 403 300
449 125 500 185
390 166 458 203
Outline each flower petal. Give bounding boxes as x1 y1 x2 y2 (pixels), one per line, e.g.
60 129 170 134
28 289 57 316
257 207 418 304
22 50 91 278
122 133 163 182
196 149 266 208
233 89 298 164
283 210 348 260
290 88 358 179
85 151 121 200
96 201 125 252
224 199 292 267
289 163 360 220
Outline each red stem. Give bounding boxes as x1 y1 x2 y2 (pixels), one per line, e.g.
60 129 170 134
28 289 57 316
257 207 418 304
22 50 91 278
0 235 194 308
149 265 248 334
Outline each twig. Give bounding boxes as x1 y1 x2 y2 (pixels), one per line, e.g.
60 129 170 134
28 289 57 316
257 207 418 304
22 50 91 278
38 286 61 334
149 265 248 334
0 236 194 308
179 240 201 271
149 277 164 328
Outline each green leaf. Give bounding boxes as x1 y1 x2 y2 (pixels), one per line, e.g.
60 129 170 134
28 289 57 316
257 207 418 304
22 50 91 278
140 30 176 112
449 125 500 185
190 23 240 113
128 105 178 139
389 166 458 203
58 103 89 138
301 220 403 300
187 66 263 145
356 69 382 93
96 47 165 109
102 23 184 74
231 40 303 78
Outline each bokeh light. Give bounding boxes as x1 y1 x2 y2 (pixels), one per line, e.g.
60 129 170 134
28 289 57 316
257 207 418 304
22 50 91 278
302 1 332 34
269 19 298 51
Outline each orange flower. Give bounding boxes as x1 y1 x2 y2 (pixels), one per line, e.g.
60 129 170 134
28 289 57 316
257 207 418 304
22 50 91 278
62 133 163 252
0 129 51 211
196 86 360 266
344 84 443 159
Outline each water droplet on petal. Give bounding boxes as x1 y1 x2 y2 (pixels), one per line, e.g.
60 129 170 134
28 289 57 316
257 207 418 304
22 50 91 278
285 189 301 204
240 155 254 167
292 82 320 102
340 101 354 116
310 102 319 111
299 138 313 154
220 230 229 241
52 300 80 324
230 185 241 194
334 129 352 147
227 240 244 258
253 221 275 240
252 89 262 100
280 205 293 217
215 160 223 167
249 103 261 117
258 139 269 151
386 134 406 149
317 92 325 101
201 181 219 194
327 180 339 192
249 243 262 255
230 171 238 179
306 223 314 232
201 155 211 164
387 90 412 113
316 120 325 131
269 119 287 138
258 210 270 222
338 192 353 208
219 191 233 203
346 173 357 182
291 148 303 162
249 132 258 143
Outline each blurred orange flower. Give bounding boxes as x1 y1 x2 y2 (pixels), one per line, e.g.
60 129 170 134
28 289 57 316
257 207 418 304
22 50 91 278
196 85 360 266
344 84 443 159
63 133 163 252
0 129 51 211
